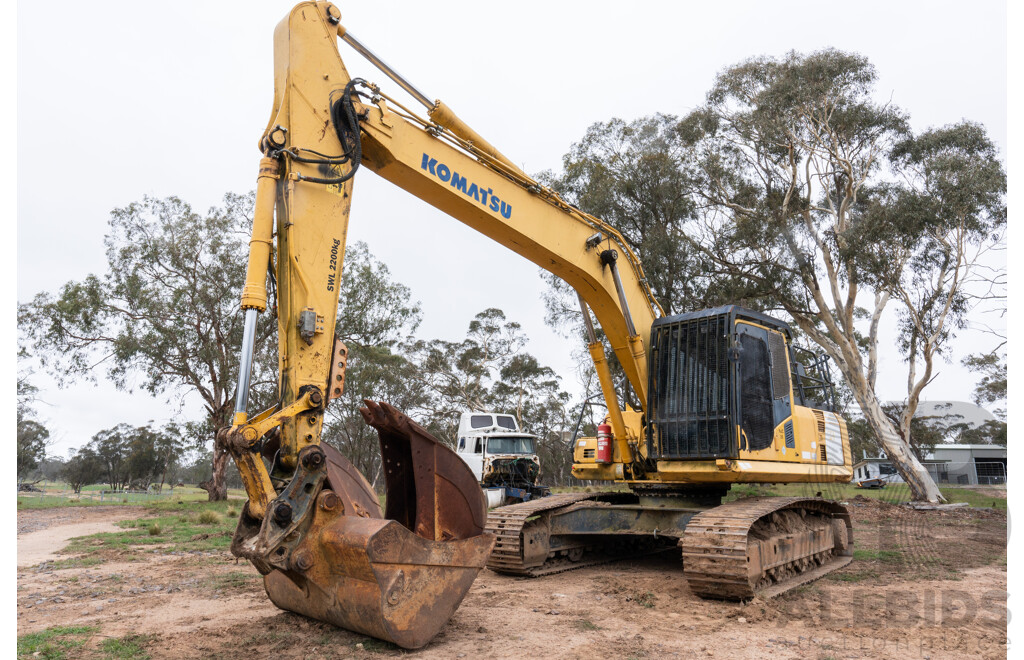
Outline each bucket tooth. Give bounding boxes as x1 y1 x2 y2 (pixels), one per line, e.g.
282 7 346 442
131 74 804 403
250 402 494 650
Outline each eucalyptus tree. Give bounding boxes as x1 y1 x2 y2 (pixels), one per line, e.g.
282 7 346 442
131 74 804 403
21 186 421 500
321 345 431 489
61 447 102 494
17 369 49 482
675 50 1004 501
405 308 528 438
21 193 264 500
963 350 1007 417
539 115 708 315
876 123 1006 454
491 353 573 485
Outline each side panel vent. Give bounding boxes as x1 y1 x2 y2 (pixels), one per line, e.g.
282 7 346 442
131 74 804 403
784 421 795 449
813 410 826 435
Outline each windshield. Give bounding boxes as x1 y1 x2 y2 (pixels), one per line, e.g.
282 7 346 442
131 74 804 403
485 436 535 455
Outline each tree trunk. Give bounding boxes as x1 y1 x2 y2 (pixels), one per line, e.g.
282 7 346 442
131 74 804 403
200 438 230 502
856 390 946 503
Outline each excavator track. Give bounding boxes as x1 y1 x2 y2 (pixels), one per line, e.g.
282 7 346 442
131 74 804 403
681 497 852 601
485 493 596 575
485 493 674 576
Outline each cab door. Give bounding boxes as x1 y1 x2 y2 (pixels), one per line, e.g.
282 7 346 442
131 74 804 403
735 322 792 452
456 435 485 481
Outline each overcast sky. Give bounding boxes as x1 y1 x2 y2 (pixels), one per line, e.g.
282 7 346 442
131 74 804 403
17 0 1007 457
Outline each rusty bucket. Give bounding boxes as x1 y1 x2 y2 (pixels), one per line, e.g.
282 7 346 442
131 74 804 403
235 402 494 649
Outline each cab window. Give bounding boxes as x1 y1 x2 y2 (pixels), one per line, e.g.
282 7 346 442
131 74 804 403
474 438 483 454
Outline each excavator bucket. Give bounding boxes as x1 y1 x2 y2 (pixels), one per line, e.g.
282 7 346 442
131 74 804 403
237 402 494 650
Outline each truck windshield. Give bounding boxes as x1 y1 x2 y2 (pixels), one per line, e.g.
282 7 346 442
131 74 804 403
485 436 535 455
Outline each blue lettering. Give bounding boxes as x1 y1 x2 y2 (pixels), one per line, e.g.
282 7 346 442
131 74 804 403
420 153 437 175
422 154 511 219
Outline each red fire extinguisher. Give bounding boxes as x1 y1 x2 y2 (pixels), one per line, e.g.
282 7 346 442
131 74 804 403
596 424 613 464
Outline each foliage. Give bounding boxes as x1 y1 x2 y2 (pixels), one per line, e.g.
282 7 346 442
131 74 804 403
878 123 1006 440
19 183 421 502
956 419 1006 445
20 193 266 501
963 351 1006 418
17 419 49 481
538 49 1004 502
847 401 976 461
60 447 103 494
491 353 573 484
17 363 49 481
400 308 577 485
334 241 422 348
405 308 528 437
538 115 711 316
61 499 241 558
322 344 430 489
76 422 184 491
99 634 154 660
675 49 944 497
679 50 1002 500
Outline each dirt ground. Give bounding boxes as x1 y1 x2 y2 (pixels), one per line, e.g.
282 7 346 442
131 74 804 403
17 497 1006 660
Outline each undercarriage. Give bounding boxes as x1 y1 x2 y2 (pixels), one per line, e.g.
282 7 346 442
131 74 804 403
486 491 852 599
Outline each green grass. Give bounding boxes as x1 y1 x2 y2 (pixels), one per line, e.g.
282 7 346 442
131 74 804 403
724 484 777 501
99 634 154 660
573 618 601 631
44 556 107 570
58 499 242 563
17 625 98 660
746 482 1006 509
17 484 248 510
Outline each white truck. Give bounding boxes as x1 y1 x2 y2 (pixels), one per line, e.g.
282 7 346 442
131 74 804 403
454 412 550 508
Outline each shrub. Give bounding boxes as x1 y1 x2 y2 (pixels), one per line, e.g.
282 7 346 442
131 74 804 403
197 510 221 525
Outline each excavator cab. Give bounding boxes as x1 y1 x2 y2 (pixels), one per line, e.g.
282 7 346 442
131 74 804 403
643 305 848 469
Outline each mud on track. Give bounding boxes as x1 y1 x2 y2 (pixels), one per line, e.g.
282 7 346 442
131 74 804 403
17 496 1006 659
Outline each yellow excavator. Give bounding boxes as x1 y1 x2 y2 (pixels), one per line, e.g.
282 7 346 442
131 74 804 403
221 1 854 649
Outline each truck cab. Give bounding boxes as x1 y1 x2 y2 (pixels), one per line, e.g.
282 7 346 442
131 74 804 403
454 412 548 506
